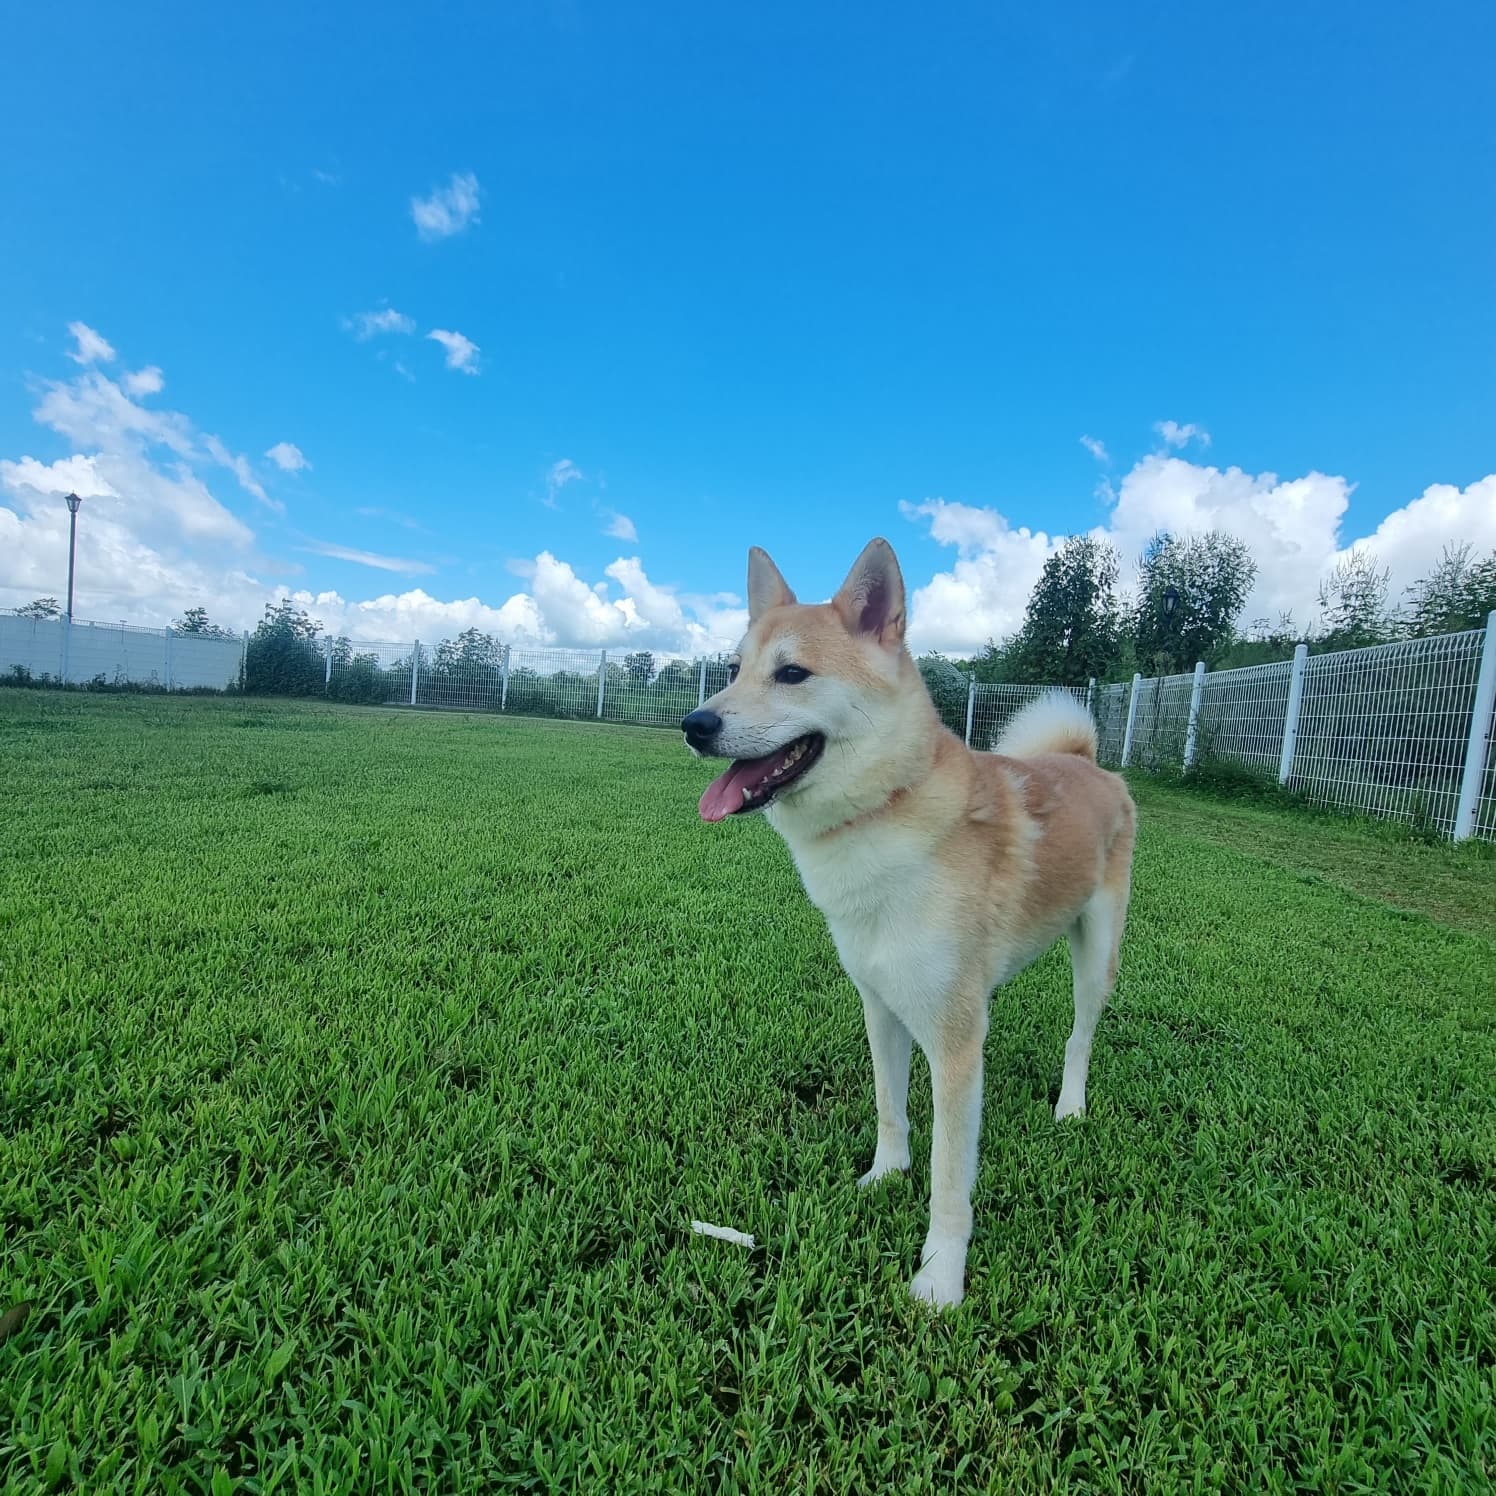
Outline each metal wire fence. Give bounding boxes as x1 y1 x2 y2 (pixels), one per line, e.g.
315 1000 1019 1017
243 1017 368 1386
6 607 1493 841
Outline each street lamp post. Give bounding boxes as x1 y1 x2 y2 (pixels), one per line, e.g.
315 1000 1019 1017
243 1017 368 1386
64 492 83 620
1161 583 1180 672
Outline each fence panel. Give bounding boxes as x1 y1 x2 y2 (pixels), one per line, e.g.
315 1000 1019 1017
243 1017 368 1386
0 613 66 679
1194 659 1293 777
971 683 1089 752
601 655 703 729
325 638 416 706
1 613 241 689
1125 672 1194 769
1094 682 1130 766
1286 629 1488 835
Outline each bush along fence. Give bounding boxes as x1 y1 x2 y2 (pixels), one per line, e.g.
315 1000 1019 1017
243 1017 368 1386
4 607 1493 843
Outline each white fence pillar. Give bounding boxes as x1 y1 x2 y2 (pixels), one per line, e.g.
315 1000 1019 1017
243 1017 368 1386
1277 642 1309 785
324 642 333 690
964 679 976 745
1086 677 1097 716
1120 673 1142 767
163 627 174 691
500 645 511 711
697 656 708 708
596 650 607 719
410 641 421 706
1182 661 1207 769
1453 611 1496 842
241 631 249 691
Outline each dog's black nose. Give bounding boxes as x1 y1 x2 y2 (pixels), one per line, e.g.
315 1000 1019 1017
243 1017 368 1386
681 708 722 749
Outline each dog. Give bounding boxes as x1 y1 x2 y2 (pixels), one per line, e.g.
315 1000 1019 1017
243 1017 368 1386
682 537 1136 1309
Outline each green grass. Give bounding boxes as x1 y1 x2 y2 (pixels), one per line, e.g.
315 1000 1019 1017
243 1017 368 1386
2 692 1493 1494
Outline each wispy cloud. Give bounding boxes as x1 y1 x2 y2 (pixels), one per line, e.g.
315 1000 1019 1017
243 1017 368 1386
544 458 584 507
122 366 164 397
603 510 638 542
344 307 416 339
204 435 280 512
1155 419 1211 450
67 322 115 365
265 441 309 473
356 505 431 534
411 171 481 241
427 328 480 374
301 540 434 575
1079 434 1110 464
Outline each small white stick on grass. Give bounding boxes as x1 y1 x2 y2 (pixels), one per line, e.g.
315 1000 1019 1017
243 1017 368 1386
690 1220 755 1248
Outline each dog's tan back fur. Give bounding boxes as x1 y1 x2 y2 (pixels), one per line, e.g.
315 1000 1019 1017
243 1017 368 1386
691 538 1137 1309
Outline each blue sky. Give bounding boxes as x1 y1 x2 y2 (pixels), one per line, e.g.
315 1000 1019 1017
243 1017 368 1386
2 1 1493 654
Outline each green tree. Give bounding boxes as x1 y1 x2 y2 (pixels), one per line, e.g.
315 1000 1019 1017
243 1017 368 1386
245 600 326 696
433 628 504 677
174 605 237 640
1402 543 1496 638
1005 536 1121 685
623 650 656 687
16 597 61 619
1315 549 1395 651
1131 531 1257 674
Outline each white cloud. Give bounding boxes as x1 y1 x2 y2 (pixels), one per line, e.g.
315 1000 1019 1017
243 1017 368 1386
123 366 164 397
301 541 434 576
265 441 309 473
203 435 279 512
603 511 638 542
427 329 480 374
410 171 481 241
66 322 115 365
344 307 416 339
1079 434 1109 464
898 499 1059 653
545 458 583 506
1155 420 1211 450
903 441 1496 653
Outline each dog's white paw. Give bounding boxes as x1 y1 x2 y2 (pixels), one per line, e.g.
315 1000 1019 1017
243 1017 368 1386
909 1258 965 1311
857 1147 910 1188
1053 1093 1086 1122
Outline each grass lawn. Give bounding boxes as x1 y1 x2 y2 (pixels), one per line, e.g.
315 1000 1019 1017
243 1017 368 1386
2 691 1492 1493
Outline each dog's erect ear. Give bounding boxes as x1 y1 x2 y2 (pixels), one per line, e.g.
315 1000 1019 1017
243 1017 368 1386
833 537 906 647
747 547 796 620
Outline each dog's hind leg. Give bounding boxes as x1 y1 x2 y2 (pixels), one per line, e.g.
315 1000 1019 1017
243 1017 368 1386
910 993 988 1310
1055 878 1129 1121
857 986 913 1187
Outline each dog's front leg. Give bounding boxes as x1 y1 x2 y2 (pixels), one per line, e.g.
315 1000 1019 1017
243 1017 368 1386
856 986 912 1187
910 1000 987 1310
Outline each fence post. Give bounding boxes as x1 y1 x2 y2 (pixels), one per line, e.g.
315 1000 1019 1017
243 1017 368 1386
61 615 74 685
1453 610 1496 841
1120 673 1142 767
164 626 175 691
241 630 249 691
1086 677 1097 717
697 656 708 708
1277 642 1309 785
596 650 607 719
500 645 511 711
410 641 421 707
1182 661 1207 769
964 679 976 745
324 640 333 691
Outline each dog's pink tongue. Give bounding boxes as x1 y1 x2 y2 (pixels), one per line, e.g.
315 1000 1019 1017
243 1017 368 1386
699 757 770 822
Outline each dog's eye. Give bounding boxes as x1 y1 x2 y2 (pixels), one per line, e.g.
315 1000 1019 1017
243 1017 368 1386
774 664 812 685
727 659 740 683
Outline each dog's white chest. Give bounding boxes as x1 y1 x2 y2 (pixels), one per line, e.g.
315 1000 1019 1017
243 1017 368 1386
786 824 958 1024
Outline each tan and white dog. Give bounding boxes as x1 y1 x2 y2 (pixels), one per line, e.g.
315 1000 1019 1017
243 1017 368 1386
683 537 1136 1309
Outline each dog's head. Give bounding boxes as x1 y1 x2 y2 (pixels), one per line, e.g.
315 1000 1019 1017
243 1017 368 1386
684 537 920 823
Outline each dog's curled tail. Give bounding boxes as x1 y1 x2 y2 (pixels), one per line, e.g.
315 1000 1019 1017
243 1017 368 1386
992 691 1098 761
